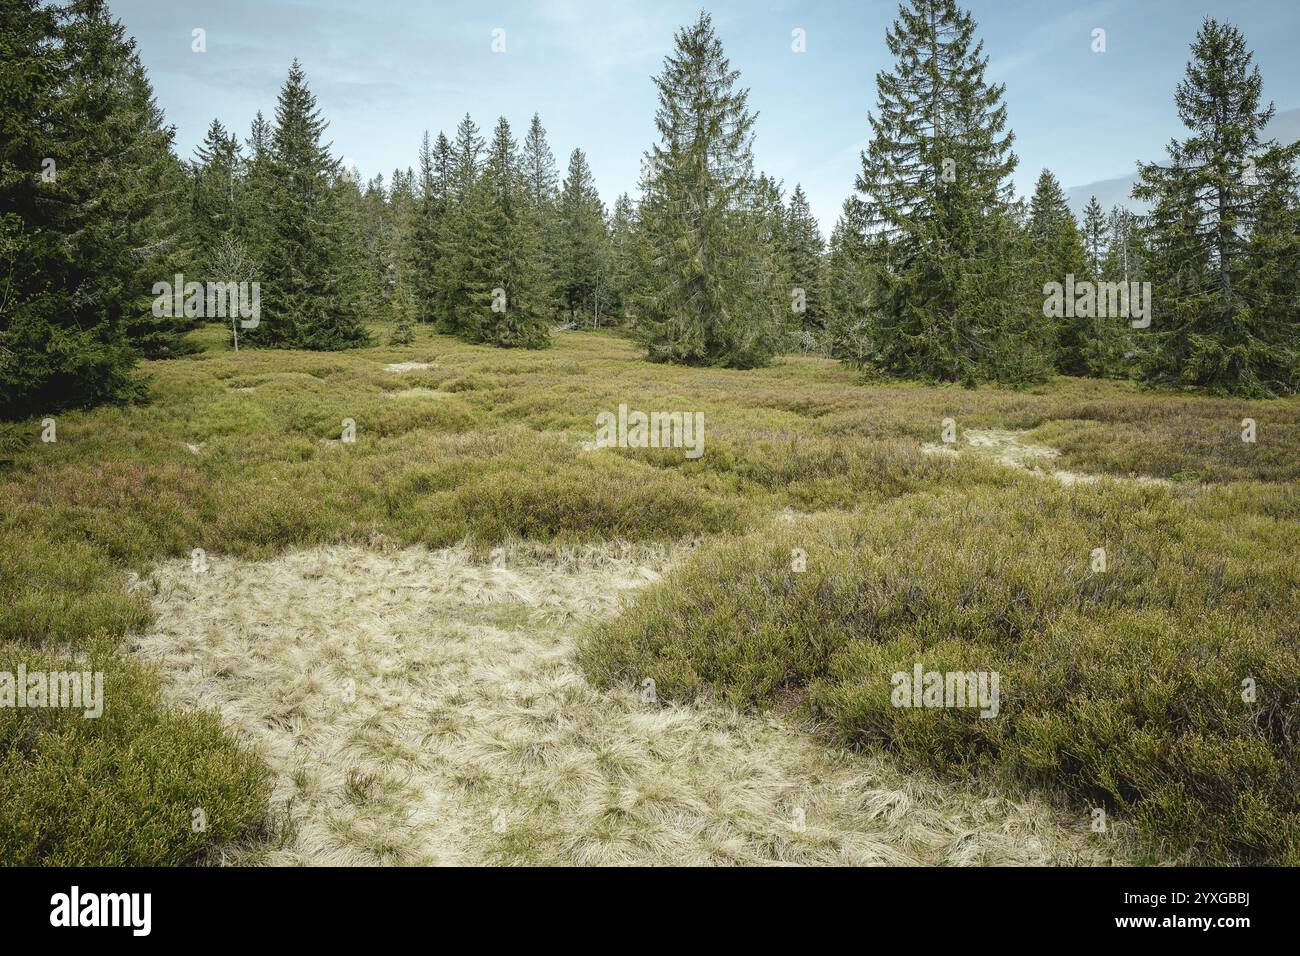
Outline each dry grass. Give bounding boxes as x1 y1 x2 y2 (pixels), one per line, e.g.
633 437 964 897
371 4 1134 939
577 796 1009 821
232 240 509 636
922 428 1171 486
130 541 1129 866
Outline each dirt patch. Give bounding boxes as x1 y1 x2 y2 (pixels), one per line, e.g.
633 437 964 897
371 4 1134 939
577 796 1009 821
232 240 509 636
130 543 1127 866
383 388 449 400
923 428 1168 486
384 362 436 374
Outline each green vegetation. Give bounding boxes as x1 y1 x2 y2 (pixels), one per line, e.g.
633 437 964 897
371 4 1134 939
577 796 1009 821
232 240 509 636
239 59 371 351
1132 18 1300 397
632 13 783 369
579 480 1300 864
0 0 192 420
4 0 1298 869
849 0 1048 385
0 645 270 866
3 324 1298 863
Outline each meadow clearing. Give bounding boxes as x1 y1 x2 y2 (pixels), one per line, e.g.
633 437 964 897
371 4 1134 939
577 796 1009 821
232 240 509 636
2 323 1297 865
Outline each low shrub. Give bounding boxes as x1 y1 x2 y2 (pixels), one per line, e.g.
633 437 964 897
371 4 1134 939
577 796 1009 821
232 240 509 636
579 479 1300 863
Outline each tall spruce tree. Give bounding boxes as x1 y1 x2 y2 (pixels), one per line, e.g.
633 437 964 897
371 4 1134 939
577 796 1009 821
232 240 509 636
243 59 368 349
784 183 826 344
1 0 195 418
1238 146 1300 391
827 196 886 368
607 192 638 321
387 163 417 300
1103 205 1143 285
635 13 780 368
1027 169 1088 374
1133 18 1300 395
333 165 382 324
435 114 490 336
358 173 395 310
750 173 793 346
521 113 562 317
557 148 609 324
854 0 1046 384
407 131 453 324
237 110 274 269
1099 203 1147 374
1081 195 1108 276
1076 196 1130 377
64 0 195 361
471 116 550 348
190 118 243 269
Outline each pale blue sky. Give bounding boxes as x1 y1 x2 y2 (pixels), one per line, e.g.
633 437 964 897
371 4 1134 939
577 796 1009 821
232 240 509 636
112 0 1300 234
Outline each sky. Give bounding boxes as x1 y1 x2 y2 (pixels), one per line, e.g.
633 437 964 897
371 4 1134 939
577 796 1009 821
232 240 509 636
111 0 1300 235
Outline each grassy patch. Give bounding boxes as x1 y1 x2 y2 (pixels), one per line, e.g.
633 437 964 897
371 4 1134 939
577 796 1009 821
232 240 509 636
4 321 1297 864
579 479 1300 864
0 642 270 866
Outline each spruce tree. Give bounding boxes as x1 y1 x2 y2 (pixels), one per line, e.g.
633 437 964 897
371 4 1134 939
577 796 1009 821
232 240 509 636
359 173 393 307
784 183 827 346
826 197 885 369
635 13 780 368
1238 147 1300 394
237 110 275 269
471 117 550 348
389 287 415 345
557 148 609 325
607 193 638 321
1027 168 1088 375
386 163 418 306
750 173 793 348
333 166 382 325
435 114 491 336
855 0 1045 384
1098 204 1147 374
1078 197 1131 378
2 0 195 417
1081 195 1108 276
1103 205 1143 284
244 59 368 349
1133 18 1300 395
389 166 417 214
1 0 134 417
190 118 243 269
407 131 452 324
521 113 562 317
65 0 195 360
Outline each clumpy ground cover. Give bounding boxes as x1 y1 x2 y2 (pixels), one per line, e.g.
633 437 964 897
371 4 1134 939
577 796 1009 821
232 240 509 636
2 324 1296 863
129 541 1125 866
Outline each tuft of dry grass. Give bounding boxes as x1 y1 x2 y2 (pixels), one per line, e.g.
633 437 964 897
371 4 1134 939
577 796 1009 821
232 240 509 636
921 428 1172 486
